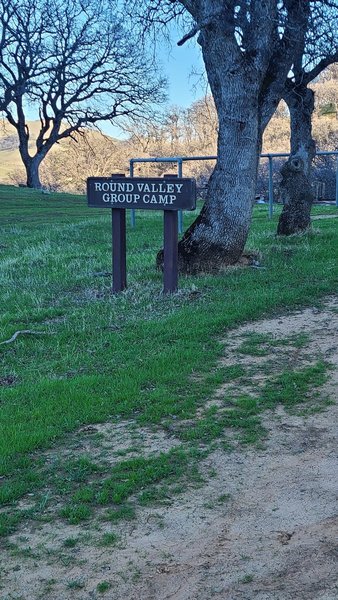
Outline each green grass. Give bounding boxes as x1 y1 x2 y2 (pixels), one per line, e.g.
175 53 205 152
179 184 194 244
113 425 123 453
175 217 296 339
240 574 254 584
99 532 120 547
180 362 330 445
97 581 112 593
60 503 92 525
260 361 329 408
0 184 337 535
63 537 80 548
237 331 311 357
67 580 85 590
104 505 136 522
84 447 201 511
237 332 274 356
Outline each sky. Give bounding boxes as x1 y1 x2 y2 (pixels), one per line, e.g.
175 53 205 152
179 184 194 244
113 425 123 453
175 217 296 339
155 35 206 108
104 32 207 138
20 22 207 139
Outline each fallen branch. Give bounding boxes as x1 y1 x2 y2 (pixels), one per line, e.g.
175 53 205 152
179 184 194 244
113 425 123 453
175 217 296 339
0 330 53 345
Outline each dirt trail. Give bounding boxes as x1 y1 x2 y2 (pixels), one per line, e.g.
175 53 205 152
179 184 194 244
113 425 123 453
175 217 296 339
1 298 338 600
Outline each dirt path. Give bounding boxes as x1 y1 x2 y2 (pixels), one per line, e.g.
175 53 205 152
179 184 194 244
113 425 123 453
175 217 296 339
1 298 338 600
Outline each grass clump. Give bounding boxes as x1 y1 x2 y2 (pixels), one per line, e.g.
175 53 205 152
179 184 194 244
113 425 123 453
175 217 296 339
240 574 254 584
260 361 328 408
104 505 136 523
180 398 263 446
97 581 111 594
63 537 80 548
67 580 85 590
0 511 27 537
60 503 92 525
99 532 120 547
180 362 330 447
237 332 273 356
96 448 196 506
56 448 200 525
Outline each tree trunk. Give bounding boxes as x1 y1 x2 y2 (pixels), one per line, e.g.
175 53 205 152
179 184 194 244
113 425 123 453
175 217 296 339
24 157 43 189
169 116 260 273
157 31 262 274
277 86 315 235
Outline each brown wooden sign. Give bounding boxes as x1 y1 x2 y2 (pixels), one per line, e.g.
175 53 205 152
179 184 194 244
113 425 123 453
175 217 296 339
87 175 197 294
87 176 196 211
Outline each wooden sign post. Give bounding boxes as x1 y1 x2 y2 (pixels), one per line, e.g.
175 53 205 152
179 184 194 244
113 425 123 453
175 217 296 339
87 175 196 294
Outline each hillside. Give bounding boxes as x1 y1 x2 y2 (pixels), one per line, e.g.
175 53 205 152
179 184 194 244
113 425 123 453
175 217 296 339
0 121 53 183
0 121 120 186
0 108 337 194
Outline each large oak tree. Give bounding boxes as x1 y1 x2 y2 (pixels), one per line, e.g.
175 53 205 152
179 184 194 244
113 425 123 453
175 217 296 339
129 1 336 273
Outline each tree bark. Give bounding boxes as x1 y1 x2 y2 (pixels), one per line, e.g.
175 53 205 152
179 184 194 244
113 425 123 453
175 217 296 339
277 86 315 235
8 98 46 189
24 156 43 189
157 29 262 274
168 114 261 273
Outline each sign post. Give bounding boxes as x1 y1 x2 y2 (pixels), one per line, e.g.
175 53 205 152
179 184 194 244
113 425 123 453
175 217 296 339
112 208 127 293
163 210 178 293
87 176 196 294
162 174 179 293
110 174 127 293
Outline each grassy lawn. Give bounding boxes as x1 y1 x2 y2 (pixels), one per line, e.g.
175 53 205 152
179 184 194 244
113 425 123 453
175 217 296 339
0 183 337 536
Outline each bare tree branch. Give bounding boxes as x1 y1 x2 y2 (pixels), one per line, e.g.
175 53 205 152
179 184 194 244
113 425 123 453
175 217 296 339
0 0 166 187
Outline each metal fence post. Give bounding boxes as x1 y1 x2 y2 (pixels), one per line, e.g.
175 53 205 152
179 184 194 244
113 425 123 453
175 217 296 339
129 160 136 227
178 159 183 234
268 156 274 219
336 156 338 208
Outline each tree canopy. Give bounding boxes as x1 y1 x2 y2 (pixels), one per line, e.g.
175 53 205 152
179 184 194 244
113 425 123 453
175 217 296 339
0 0 165 187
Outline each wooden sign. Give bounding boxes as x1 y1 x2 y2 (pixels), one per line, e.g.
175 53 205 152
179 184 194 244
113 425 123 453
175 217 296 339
87 175 196 294
87 177 196 211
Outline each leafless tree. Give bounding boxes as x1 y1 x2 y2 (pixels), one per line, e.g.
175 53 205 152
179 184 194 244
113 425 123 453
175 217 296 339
0 0 165 188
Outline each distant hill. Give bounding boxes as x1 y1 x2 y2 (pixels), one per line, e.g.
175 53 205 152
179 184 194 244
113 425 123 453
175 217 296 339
0 121 51 183
1 106 337 193
0 120 119 185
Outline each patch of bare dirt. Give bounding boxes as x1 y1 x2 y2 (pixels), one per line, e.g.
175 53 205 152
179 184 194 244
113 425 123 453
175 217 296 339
1 298 338 600
42 420 181 468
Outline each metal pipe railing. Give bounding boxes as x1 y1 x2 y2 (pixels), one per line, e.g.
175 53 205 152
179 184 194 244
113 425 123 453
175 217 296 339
129 150 338 229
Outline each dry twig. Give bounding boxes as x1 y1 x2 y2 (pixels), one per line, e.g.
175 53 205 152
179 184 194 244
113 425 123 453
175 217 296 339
0 330 53 345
